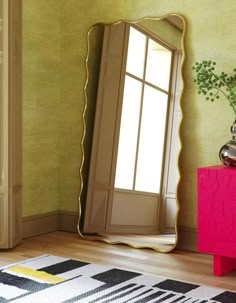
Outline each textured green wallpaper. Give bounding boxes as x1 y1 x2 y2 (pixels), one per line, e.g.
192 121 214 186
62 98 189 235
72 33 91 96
23 1 62 216
23 0 236 229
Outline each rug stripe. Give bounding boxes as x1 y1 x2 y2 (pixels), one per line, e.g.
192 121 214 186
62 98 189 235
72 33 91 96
38 259 89 275
63 283 168 303
154 279 199 294
166 295 187 303
129 291 171 303
92 268 141 284
9 276 104 303
0 272 52 292
4 266 64 284
18 255 69 270
163 295 186 302
108 288 169 303
212 291 236 303
105 290 170 303
0 282 28 300
58 264 111 279
93 285 146 303
88 284 146 303
62 283 141 303
121 289 154 303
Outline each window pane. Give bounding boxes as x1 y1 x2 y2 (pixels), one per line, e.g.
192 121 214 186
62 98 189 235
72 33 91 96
145 39 172 91
135 85 168 193
115 76 142 189
126 27 146 78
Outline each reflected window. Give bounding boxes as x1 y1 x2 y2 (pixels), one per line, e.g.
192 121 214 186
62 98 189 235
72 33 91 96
126 28 146 78
115 76 142 190
115 26 173 194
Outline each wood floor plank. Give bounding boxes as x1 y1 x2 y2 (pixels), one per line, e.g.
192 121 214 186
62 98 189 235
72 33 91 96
0 231 235 291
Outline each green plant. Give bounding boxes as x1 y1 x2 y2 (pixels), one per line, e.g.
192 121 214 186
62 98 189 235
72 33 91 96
192 60 236 117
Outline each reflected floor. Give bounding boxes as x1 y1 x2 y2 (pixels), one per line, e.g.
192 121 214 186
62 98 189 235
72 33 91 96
83 233 176 252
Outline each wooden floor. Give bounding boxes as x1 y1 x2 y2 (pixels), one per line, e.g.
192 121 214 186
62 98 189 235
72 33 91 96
0 231 235 292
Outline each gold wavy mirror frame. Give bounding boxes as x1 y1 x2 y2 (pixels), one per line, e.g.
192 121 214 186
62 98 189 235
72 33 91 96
78 14 186 253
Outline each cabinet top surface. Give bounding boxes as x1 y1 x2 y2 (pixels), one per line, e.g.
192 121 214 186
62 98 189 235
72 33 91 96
198 165 236 173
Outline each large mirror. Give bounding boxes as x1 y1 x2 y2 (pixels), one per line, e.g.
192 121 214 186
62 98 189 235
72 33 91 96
78 14 186 252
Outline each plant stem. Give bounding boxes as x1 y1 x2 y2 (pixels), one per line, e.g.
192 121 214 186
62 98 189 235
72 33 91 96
208 71 236 117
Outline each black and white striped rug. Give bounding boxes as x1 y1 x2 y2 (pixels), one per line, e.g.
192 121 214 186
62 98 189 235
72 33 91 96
0 254 235 302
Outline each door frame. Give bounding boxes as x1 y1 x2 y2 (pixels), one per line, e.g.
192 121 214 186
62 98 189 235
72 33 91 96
0 0 22 248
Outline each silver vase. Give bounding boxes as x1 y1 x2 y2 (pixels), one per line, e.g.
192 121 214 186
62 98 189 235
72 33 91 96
219 120 236 167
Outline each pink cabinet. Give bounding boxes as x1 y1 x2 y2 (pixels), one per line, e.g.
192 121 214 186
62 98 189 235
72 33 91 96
197 165 236 276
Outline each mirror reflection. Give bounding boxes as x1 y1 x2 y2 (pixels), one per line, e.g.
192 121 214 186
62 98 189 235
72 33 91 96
79 15 185 252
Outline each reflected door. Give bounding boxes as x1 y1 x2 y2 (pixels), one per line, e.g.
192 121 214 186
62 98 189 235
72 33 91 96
83 23 179 235
107 26 173 233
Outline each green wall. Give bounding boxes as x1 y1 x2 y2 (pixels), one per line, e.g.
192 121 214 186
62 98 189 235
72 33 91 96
23 0 236 230
23 1 62 216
